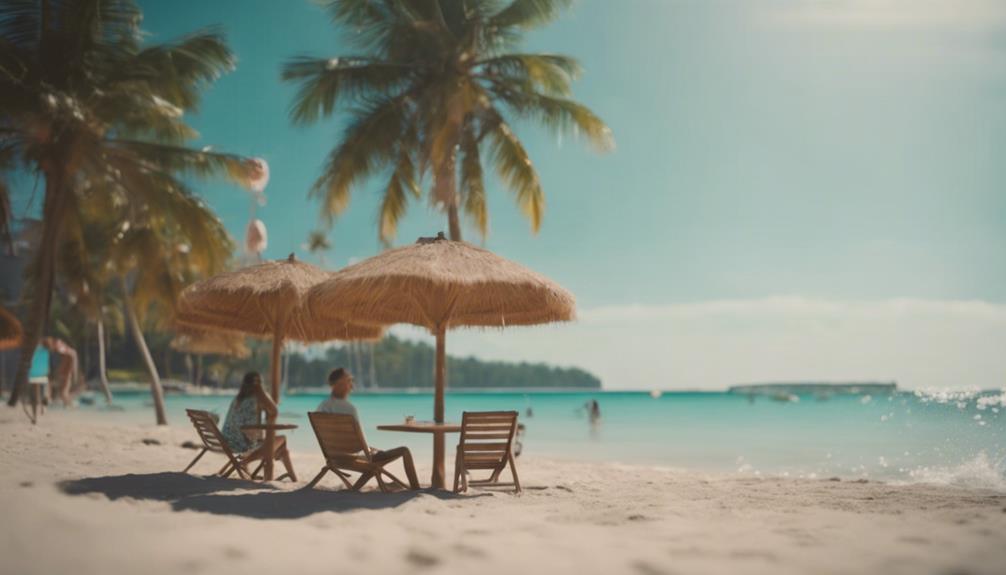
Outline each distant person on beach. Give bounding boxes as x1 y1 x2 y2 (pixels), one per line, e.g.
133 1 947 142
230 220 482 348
221 372 281 454
316 367 420 489
588 399 601 424
40 337 79 406
28 343 50 412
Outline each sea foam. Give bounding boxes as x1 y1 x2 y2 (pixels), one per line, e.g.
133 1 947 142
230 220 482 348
900 452 1006 491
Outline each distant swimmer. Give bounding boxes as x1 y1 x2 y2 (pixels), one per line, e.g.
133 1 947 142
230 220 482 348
588 399 601 424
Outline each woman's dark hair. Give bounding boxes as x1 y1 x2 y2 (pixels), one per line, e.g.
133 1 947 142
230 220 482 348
327 367 348 385
237 372 261 401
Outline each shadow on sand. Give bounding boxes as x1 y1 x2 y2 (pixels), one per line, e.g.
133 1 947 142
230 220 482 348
172 488 483 519
60 472 275 502
60 472 488 519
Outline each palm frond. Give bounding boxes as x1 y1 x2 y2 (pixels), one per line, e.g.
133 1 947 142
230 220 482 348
476 53 580 96
378 169 409 247
311 95 411 223
283 56 413 124
104 139 258 185
93 29 235 141
306 230 331 253
0 0 40 50
489 87 613 152
376 118 421 245
101 158 233 276
489 0 573 30
123 28 236 111
321 0 432 54
321 0 388 32
459 121 488 237
485 112 543 232
63 0 143 48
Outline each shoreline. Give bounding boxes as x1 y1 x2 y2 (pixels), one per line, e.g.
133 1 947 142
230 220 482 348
25 393 1006 492
90 383 1006 396
3 407 1006 575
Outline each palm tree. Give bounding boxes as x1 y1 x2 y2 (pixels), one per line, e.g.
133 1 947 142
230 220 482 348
304 229 332 266
283 0 613 245
0 0 255 412
55 172 232 423
54 203 119 404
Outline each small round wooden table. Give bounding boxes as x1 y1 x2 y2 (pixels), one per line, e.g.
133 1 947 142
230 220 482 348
376 422 462 489
241 423 298 480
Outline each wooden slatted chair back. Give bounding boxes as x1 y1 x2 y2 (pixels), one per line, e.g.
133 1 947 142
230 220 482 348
186 409 229 454
308 412 369 460
458 411 518 469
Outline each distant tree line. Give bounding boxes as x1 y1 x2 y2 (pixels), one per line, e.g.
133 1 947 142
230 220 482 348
86 333 600 391
254 335 600 390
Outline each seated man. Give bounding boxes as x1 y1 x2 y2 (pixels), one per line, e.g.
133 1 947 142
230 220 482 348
317 368 420 489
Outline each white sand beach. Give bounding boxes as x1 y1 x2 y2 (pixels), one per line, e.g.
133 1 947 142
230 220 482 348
2 409 1004 575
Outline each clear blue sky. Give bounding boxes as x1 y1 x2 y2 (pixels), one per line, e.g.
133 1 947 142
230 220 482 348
10 0 1006 388
117 0 1004 309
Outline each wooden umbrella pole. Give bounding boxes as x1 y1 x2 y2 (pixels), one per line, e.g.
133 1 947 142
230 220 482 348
270 331 283 401
264 325 283 481
432 324 447 488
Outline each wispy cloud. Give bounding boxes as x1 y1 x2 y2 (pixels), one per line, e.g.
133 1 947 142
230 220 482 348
770 0 1006 30
393 298 1006 391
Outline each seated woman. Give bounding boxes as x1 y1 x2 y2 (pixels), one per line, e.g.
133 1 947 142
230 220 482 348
221 371 295 480
317 368 420 489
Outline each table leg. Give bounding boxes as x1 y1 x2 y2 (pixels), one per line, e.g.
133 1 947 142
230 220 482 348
263 427 275 481
431 431 446 489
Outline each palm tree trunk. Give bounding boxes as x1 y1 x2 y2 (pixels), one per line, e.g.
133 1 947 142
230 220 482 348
433 130 462 241
447 204 462 242
119 275 167 425
441 151 462 241
8 169 70 411
95 318 113 404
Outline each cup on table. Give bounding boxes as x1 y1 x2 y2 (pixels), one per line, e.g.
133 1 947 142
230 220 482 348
405 415 415 424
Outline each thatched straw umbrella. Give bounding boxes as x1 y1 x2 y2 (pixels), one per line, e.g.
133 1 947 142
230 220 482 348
0 305 23 351
307 233 575 488
171 329 250 388
176 254 382 480
170 330 251 359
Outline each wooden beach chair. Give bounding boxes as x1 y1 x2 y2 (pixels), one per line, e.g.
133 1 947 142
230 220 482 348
305 412 414 492
183 409 297 482
453 411 521 494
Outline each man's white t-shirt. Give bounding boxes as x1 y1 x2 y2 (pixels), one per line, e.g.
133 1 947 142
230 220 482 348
315 397 371 451
316 396 358 419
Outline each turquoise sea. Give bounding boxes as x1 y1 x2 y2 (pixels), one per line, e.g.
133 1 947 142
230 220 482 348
92 388 1006 490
